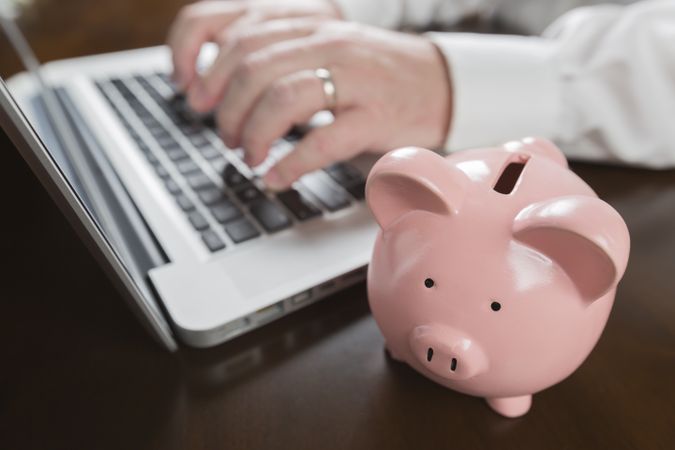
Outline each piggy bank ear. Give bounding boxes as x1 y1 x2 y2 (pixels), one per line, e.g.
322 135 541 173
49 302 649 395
513 196 630 301
365 147 466 229
504 137 568 168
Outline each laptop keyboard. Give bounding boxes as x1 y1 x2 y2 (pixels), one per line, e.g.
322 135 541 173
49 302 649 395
94 73 366 253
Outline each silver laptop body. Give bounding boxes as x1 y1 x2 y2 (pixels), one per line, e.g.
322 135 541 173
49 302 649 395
1 21 377 350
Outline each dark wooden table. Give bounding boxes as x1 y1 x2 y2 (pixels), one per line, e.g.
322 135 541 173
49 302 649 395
1 1 674 449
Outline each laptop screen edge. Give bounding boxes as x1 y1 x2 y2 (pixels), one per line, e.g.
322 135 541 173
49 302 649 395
0 78 177 351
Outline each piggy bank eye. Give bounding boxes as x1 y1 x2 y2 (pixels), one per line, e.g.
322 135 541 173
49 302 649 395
490 301 502 311
424 278 435 288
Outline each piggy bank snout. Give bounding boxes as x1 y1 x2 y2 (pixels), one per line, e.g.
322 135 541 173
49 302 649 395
409 325 488 381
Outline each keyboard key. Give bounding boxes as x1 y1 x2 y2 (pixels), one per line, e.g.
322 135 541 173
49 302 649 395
175 159 200 174
176 194 195 211
188 211 209 231
325 162 363 186
166 147 188 161
276 189 321 221
225 217 260 243
202 114 216 129
122 92 138 102
325 163 366 200
198 146 221 160
155 165 170 179
197 187 226 205
210 156 227 173
109 78 125 88
156 72 174 87
176 111 195 125
236 184 264 204
156 135 179 149
145 88 163 102
133 74 149 84
201 230 225 252
179 123 204 135
146 152 160 166
189 134 210 148
223 165 248 189
162 107 181 121
345 180 366 200
141 115 158 127
127 96 142 106
301 175 350 212
210 201 242 224
250 199 291 232
164 179 181 195
186 173 215 190
147 124 167 137
136 107 153 118
168 95 192 113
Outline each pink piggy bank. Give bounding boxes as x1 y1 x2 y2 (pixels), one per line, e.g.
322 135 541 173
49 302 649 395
365 138 630 418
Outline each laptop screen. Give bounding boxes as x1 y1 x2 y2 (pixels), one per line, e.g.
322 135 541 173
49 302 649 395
0 12 177 350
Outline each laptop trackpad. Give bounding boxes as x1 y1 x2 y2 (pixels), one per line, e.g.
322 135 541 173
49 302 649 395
148 206 376 331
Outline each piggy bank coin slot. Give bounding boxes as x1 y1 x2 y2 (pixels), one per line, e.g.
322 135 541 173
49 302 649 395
493 157 529 194
450 358 458 372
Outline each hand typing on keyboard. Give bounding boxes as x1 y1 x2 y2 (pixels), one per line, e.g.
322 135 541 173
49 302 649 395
166 0 452 191
99 74 367 253
167 1 341 91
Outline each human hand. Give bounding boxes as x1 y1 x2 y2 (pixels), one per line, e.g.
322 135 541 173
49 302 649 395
167 0 342 90
203 21 452 190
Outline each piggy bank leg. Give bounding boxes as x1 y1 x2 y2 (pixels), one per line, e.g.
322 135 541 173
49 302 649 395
486 395 532 418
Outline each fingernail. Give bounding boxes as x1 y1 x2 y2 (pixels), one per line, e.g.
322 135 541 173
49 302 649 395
264 169 286 191
188 83 208 110
222 134 235 149
172 71 186 91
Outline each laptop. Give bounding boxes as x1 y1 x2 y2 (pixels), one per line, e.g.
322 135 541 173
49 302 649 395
0 13 378 350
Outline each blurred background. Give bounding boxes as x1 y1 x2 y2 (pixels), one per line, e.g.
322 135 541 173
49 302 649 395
0 0 187 77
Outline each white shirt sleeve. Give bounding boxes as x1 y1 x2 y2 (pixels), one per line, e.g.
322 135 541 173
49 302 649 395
330 0 494 30
428 0 675 168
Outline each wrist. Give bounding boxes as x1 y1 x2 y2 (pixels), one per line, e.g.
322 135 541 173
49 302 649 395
425 32 559 151
421 37 453 150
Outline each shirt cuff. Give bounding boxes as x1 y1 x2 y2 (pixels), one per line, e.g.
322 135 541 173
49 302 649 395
330 0 403 29
426 32 561 152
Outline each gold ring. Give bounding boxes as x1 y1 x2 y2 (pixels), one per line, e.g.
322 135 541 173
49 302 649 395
315 67 337 112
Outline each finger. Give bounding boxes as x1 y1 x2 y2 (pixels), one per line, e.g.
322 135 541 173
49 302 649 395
240 69 334 167
216 35 342 148
167 1 247 89
188 18 319 113
263 109 372 190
